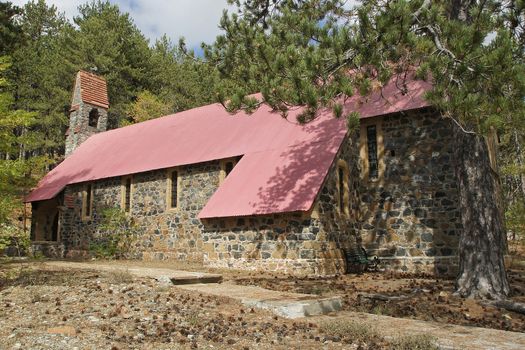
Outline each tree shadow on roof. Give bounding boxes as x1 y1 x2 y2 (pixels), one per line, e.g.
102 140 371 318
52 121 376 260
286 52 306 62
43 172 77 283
248 109 347 214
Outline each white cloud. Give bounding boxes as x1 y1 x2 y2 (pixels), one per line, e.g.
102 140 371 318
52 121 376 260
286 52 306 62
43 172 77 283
11 0 232 48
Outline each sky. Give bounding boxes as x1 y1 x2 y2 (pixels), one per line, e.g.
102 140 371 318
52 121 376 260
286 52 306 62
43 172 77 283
11 0 233 49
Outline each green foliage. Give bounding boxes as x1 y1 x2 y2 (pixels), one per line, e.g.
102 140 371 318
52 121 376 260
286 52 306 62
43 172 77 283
149 36 240 116
0 223 30 256
0 0 232 225
0 1 24 55
0 56 50 224
125 90 171 125
70 1 153 127
208 0 525 138
4 0 231 138
8 0 73 156
506 201 525 241
346 111 360 131
89 207 140 259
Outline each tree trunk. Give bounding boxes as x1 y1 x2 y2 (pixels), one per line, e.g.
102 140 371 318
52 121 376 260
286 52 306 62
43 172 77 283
454 125 510 299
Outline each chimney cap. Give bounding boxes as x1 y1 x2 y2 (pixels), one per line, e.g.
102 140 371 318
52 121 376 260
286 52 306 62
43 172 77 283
76 70 109 109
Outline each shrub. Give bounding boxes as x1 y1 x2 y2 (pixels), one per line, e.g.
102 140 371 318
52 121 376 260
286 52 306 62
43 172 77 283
0 223 30 257
106 269 134 284
89 207 141 259
319 319 382 344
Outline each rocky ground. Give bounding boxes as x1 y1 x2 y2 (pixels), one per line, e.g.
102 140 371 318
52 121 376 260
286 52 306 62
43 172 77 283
0 261 437 350
2 258 523 350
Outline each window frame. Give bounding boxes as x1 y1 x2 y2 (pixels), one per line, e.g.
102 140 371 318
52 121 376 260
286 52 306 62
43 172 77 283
121 175 133 214
166 167 181 211
359 117 385 184
336 159 350 217
81 182 94 221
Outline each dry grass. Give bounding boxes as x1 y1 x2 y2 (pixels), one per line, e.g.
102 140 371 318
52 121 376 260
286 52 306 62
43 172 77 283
319 319 382 343
105 269 134 284
0 263 77 289
390 334 439 350
319 320 439 349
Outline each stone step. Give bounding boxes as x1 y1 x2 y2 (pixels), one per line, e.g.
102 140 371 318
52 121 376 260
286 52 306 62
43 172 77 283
175 282 342 319
169 275 222 285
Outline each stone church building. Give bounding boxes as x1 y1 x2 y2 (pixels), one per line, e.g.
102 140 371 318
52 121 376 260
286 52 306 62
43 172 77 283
26 70 489 276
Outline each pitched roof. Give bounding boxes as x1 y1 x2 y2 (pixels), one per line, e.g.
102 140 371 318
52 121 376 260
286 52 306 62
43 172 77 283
26 74 431 218
77 71 109 109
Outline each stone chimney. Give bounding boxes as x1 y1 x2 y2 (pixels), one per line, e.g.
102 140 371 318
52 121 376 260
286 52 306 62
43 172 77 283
65 71 109 156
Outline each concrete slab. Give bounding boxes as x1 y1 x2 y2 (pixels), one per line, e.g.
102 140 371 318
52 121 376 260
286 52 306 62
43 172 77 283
43 261 222 285
176 282 342 319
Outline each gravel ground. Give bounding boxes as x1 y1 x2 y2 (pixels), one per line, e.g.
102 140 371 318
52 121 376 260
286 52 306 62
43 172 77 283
0 263 383 350
234 270 525 333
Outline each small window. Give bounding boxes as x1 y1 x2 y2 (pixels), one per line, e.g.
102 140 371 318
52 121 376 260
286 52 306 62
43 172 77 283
121 176 132 213
224 162 234 176
337 160 350 216
88 108 99 128
366 125 379 179
220 158 238 183
338 167 344 210
167 169 179 210
82 183 93 220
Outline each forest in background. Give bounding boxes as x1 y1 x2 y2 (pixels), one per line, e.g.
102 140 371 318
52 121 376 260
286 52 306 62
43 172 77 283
0 0 244 228
0 0 523 260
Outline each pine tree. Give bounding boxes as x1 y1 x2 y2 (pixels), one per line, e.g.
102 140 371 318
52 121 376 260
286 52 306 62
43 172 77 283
70 0 153 128
0 1 24 55
0 56 49 223
207 0 525 299
9 0 74 158
148 35 242 115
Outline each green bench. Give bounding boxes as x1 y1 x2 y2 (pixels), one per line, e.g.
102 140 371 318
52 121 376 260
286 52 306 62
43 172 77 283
344 246 379 273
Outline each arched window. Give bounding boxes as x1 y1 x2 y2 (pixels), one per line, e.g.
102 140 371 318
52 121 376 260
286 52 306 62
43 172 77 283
88 108 99 127
82 183 94 221
121 176 133 213
166 168 179 210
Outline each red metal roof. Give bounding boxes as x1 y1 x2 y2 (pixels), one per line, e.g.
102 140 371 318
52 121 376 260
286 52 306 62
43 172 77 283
26 74 431 218
78 71 109 109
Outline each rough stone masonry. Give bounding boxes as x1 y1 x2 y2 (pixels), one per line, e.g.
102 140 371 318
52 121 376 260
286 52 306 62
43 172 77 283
34 106 462 276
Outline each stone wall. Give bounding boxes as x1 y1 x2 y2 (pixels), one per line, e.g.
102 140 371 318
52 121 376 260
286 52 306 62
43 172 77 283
358 108 461 275
201 135 361 275
57 135 361 274
48 107 463 276
59 177 121 257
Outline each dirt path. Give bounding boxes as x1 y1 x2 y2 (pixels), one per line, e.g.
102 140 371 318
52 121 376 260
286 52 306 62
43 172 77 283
37 260 525 349
44 261 222 284
44 261 342 318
